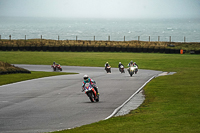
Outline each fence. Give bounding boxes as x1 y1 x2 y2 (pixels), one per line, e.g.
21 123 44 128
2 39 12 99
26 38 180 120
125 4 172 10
0 35 200 54
0 35 195 42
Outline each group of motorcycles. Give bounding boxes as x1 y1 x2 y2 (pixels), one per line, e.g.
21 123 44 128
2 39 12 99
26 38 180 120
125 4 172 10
51 62 99 103
51 62 138 77
105 64 138 77
50 62 138 103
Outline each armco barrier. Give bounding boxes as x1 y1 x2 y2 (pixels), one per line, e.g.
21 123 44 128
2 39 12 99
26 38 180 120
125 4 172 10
0 45 199 54
42 46 47 51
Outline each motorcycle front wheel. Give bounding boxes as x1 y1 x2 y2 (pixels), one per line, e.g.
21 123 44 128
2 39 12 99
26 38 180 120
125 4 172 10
87 92 94 102
95 95 99 102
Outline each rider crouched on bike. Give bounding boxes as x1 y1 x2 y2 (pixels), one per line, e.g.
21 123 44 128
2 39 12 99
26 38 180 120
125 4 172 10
134 62 138 67
82 75 99 95
52 61 56 66
127 60 138 74
105 62 110 70
118 62 124 71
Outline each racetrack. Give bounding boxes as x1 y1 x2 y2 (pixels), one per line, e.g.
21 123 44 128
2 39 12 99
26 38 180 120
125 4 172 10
0 65 162 133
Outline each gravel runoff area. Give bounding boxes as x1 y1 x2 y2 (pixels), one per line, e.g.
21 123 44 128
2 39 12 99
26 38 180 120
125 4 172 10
115 72 176 117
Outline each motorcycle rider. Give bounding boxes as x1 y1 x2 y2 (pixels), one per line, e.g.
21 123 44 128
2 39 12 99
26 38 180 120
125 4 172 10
127 61 138 74
134 62 138 67
128 60 135 67
53 61 56 66
105 62 110 70
118 62 124 71
127 60 134 73
82 75 99 95
134 62 139 73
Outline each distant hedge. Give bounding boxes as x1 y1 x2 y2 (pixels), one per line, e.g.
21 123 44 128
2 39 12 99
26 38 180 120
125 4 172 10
0 61 31 75
0 45 195 54
0 39 200 54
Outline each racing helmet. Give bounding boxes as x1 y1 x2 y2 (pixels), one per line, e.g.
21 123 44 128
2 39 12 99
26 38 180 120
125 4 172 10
83 75 89 81
130 60 133 64
119 62 121 64
106 62 108 64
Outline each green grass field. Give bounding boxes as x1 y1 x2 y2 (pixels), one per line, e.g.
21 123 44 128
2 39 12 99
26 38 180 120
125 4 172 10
0 51 200 133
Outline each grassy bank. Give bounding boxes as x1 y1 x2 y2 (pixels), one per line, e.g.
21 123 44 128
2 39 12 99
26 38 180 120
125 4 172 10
0 61 31 74
0 51 200 132
1 39 200 51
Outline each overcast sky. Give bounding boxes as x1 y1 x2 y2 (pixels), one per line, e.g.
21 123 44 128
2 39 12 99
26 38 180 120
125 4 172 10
0 0 200 19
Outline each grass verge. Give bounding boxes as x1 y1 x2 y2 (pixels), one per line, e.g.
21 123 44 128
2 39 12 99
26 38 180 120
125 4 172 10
0 51 200 133
0 71 77 86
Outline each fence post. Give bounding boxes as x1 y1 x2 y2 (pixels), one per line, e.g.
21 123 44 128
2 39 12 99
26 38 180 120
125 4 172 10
9 35 11 41
58 35 59 41
138 36 140 41
169 36 171 42
76 36 77 41
41 35 42 40
124 36 125 41
184 36 186 43
25 35 26 45
0 35 1 40
149 36 150 42
158 36 160 42
94 36 95 41
108 36 110 41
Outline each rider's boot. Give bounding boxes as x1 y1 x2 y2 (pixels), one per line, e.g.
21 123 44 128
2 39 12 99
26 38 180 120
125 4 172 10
94 87 99 95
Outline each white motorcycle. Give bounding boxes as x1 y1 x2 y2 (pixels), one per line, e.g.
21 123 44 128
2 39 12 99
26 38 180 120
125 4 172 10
128 65 138 77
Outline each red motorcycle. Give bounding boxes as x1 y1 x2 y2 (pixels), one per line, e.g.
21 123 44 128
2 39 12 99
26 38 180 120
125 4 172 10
51 64 62 71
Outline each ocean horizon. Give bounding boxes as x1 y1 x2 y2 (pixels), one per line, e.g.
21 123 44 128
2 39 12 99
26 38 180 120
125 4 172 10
0 16 200 42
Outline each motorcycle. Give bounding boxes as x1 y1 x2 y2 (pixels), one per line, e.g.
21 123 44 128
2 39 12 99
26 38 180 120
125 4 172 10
119 65 125 73
83 83 99 102
128 65 138 77
51 64 62 71
105 66 111 73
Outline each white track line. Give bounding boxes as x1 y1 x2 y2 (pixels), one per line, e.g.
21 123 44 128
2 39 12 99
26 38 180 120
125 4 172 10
105 75 155 120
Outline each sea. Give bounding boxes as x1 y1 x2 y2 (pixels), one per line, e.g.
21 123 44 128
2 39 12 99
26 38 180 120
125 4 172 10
0 16 200 42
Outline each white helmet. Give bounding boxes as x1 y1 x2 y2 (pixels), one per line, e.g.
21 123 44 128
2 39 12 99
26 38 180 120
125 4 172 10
83 75 89 80
119 62 121 64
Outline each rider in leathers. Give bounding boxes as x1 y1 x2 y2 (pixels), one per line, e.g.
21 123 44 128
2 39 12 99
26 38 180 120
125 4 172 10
118 62 124 71
127 60 138 74
105 62 110 70
82 75 99 95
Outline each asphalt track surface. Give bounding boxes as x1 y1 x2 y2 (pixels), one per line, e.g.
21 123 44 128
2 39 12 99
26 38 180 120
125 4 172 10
0 65 162 133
